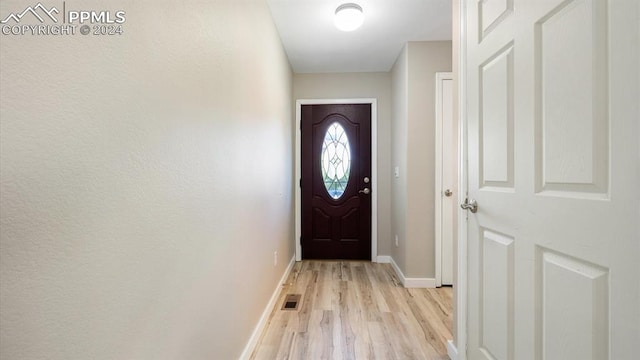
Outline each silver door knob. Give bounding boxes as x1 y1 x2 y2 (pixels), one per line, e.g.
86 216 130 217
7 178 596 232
460 198 478 213
444 189 453 197
359 188 370 195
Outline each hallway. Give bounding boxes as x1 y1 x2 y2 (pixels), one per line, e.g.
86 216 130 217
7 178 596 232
251 261 452 359
3 1 638 358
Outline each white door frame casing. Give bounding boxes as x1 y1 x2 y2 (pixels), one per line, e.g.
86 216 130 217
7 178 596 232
450 0 468 359
295 99 378 262
435 71 454 287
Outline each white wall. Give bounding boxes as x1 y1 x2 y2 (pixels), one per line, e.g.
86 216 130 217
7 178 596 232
293 72 392 256
391 41 452 279
0 1 293 359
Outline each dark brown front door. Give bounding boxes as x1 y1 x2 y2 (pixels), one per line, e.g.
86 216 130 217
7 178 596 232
301 104 371 260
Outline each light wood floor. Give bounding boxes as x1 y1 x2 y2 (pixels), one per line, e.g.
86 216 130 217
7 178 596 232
250 261 453 360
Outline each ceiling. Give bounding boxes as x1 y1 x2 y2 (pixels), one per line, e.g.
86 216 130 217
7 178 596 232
266 0 452 73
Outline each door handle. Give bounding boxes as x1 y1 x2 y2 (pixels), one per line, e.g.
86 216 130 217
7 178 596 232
359 188 370 195
444 189 453 197
460 198 478 213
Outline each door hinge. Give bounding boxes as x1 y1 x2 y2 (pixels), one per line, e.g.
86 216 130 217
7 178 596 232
299 178 302 188
299 236 302 245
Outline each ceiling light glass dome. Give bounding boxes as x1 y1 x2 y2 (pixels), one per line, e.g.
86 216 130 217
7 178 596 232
334 3 364 32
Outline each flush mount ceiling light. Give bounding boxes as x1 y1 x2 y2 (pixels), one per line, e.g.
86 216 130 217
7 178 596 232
334 3 364 32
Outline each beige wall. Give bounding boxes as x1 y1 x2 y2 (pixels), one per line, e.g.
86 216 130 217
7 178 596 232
391 46 409 272
391 41 453 278
294 72 393 256
0 1 293 359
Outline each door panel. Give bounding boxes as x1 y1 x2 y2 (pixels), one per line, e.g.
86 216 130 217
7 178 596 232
480 43 514 189
436 73 455 286
465 0 639 359
479 228 514 360
301 104 371 260
537 249 608 360
534 0 609 196
479 0 513 40
441 77 455 286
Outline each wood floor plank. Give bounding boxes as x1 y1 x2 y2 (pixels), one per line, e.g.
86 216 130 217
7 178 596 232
337 280 356 360
319 310 334 359
290 331 309 359
367 320 397 360
250 261 453 360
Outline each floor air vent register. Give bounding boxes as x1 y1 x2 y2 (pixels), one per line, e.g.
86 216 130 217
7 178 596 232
281 294 301 310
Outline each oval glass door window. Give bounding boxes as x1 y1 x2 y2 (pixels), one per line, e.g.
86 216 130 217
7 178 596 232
321 122 351 199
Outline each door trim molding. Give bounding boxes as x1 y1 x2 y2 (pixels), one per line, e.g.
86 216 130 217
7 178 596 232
295 99 378 262
456 0 468 358
435 71 454 287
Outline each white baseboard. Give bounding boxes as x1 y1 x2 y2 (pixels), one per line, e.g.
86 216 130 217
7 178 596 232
376 255 392 263
239 256 296 360
389 256 436 288
404 277 436 288
446 339 458 360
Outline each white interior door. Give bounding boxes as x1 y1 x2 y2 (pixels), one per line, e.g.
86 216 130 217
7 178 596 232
436 72 455 286
464 0 639 359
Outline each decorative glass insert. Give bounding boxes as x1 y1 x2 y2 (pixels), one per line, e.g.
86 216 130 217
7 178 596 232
321 122 351 199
